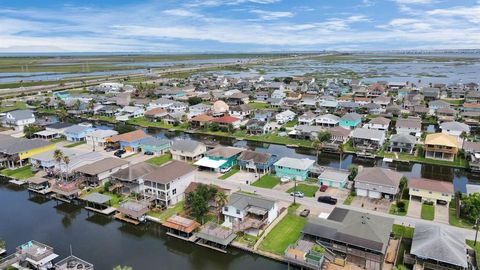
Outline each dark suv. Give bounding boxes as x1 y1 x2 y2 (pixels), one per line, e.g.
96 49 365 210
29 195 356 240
317 196 338 205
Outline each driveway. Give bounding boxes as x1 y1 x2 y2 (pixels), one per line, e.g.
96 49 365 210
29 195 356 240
350 196 391 213
407 199 422 218
227 170 258 185
434 204 449 224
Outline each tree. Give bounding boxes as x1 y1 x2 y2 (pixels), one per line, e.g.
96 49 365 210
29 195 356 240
348 165 358 181
318 131 332 143
185 184 218 223
312 140 323 164
87 99 96 113
188 97 203 106
113 266 133 270
58 109 69 121
398 176 408 202
461 193 480 223
73 99 81 111
209 122 220 132
63 155 70 181
54 149 64 181
215 191 228 223
23 124 43 139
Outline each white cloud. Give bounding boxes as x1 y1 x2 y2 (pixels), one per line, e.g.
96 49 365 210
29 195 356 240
163 9 203 18
394 0 433 4
249 9 294 20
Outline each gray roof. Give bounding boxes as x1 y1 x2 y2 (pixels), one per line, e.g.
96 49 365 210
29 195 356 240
369 117 390 126
440 121 470 132
274 157 315 171
340 112 362 121
75 157 128 175
396 118 421 129
111 162 158 181
351 128 385 140
207 146 244 159
6 109 34 121
171 139 204 153
355 167 403 188
303 208 394 254
237 150 272 164
83 192 112 204
390 133 417 144
319 169 349 182
139 137 171 148
411 224 467 268
64 124 92 134
143 160 196 184
0 135 52 155
227 192 276 212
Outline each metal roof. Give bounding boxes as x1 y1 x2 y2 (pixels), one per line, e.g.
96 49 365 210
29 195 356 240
83 192 111 204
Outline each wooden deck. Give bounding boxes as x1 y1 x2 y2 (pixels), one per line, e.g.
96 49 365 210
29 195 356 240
85 206 117 215
9 180 26 186
114 213 140 225
166 232 198 242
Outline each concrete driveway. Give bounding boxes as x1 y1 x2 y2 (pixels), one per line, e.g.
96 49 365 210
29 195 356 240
407 199 422 218
227 170 258 185
434 204 449 224
350 196 391 213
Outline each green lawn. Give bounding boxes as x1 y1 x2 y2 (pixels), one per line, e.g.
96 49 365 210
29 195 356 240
147 201 185 223
252 174 280 189
284 120 298 128
258 204 307 255
421 203 435 220
442 99 464 106
127 117 188 131
218 166 240 180
343 193 355 205
64 141 87 148
50 137 66 143
449 208 475 229
392 224 415 239
248 102 269 110
80 186 125 208
467 240 480 265
286 184 319 197
146 153 172 166
342 139 355 152
0 165 35 180
0 101 27 113
389 200 409 216
383 152 468 168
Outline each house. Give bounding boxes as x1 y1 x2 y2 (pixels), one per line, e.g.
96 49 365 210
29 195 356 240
144 108 168 122
190 114 214 128
318 169 349 189
222 192 278 235
170 140 207 161
315 114 340 127
237 150 276 174
463 102 480 113
273 157 315 181
194 146 244 173
211 115 241 129
298 111 317 126
211 100 229 116
1 109 35 131
389 133 416 154
229 104 252 119
63 124 95 142
74 157 129 186
408 177 454 205
245 119 272 135
354 167 403 199
440 121 470 137
396 118 422 137
116 92 131 106
364 117 390 131
255 91 269 102
350 128 386 151
168 101 188 113
303 208 394 270
138 137 171 155
110 162 158 194
142 160 196 207
407 224 467 270
85 129 118 148
367 83 386 97
275 110 296 124
429 100 450 111
188 103 211 118
328 126 351 143
106 130 151 153
339 112 362 129
424 133 459 161
44 122 74 137
149 98 174 110
0 134 55 168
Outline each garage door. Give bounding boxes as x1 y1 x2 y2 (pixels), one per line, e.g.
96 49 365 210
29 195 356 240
357 189 368 197
368 191 382 199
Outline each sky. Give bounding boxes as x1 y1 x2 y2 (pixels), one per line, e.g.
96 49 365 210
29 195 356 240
0 0 479 52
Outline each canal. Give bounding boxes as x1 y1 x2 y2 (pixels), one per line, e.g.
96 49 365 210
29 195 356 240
0 183 285 269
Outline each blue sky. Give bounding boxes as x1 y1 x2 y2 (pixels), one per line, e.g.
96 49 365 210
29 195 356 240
0 0 479 52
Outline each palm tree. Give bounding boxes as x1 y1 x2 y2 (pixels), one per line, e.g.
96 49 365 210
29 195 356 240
58 109 68 121
113 266 133 270
63 155 70 182
53 149 64 181
215 191 228 223
312 139 322 164
87 99 96 114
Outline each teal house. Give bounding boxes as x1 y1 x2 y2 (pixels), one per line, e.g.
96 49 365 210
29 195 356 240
53 91 70 101
318 169 349 189
194 146 244 173
139 137 171 155
339 112 362 130
273 157 315 181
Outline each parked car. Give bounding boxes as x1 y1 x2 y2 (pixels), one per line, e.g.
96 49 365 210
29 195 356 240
220 166 232 173
317 196 337 205
104 147 115 152
300 209 310 217
144 151 154 156
114 149 126 157
320 185 328 192
290 191 304 198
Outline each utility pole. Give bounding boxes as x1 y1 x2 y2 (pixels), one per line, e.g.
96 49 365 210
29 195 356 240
475 218 479 247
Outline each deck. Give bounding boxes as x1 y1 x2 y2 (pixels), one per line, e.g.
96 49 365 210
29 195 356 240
114 212 140 225
85 206 117 215
8 180 26 186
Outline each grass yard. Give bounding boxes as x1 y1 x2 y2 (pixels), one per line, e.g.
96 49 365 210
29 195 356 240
147 201 185 223
0 101 27 113
0 165 35 180
343 193 355 205
258 204 307 255
392 224 415 239
146 153 172 166
248 102 269 110
449 207 475 229
383 152 468 168
421 203 435 221
64 141 87 148
50 137 66 143
389 200 409 216
252 174 280 189
80 186 125 208
284 120 298 128
218 166 240 180
467 240 480 265
286 184 319 197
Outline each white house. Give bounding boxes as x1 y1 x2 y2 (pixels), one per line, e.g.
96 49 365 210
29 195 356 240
222 192 278 236
354 167 403 199
142 161 196 207
85 129 118 148
315 114 340 127
440 121 470 138
363 117 391 131
298 111 317 126
2 109 35 131
275 110 296 124
188 103 211 118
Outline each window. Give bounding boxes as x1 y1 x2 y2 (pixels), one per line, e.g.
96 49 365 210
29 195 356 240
236 209 241 215
224 206 229 212
172 189 176 195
